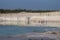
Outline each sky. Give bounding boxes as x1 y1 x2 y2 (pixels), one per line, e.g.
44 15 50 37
0 0 60 10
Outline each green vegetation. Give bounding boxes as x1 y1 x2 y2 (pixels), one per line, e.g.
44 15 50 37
0 9 59 13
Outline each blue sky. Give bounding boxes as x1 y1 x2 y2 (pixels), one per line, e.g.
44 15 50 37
0 0 60 10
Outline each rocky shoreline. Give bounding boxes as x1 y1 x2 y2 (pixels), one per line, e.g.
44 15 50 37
0 31 60 40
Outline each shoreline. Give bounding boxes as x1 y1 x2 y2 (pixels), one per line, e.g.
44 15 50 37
0 25 60 28
0 31 60 40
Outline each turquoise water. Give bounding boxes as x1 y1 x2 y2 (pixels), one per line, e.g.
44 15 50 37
0 25 60 35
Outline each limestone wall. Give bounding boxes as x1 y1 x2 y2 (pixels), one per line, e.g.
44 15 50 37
29 16 60 27
0 16 27 25
0 12 60 27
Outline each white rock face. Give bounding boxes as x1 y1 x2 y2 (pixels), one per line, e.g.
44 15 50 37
0 12 60 27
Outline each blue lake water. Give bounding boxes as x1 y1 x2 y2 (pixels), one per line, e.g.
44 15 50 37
0 25 60 36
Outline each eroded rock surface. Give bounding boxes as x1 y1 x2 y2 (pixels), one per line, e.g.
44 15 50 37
0 32 60 40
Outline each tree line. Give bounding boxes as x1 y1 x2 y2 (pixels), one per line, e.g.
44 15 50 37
0 9 58 13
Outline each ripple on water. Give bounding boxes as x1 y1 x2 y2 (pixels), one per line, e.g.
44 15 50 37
0 25 60 35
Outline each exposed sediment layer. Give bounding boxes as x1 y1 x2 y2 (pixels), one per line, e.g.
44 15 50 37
0 11 60 27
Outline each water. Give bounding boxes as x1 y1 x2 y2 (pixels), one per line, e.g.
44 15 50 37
0 25 60 35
